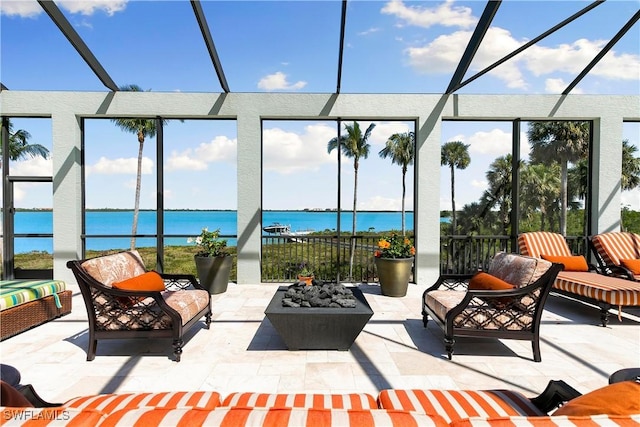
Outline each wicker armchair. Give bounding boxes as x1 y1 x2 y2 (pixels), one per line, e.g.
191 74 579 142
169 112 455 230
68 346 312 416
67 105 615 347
422 252 561 362
67 250 211 362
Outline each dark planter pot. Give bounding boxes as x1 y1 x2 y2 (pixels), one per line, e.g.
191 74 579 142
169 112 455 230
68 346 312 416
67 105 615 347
194 255 232 294
374 257 414 297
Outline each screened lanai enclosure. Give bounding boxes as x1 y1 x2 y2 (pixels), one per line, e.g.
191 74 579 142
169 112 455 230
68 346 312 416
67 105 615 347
1 0 638 286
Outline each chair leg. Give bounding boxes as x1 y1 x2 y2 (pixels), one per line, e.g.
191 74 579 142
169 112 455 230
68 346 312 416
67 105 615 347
598 303 610 327
445 336 455 360
532 338 541 362
422 314 428 328
205 312 212 329
173 339 183 362
86 338 97 361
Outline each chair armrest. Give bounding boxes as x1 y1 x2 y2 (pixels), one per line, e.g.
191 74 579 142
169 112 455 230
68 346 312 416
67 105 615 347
17 384 62 408
601 264 636 281
529 380 582 413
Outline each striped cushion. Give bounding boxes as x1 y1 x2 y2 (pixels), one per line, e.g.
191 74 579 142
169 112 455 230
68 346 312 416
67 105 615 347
555 272 640 306
222 393 378 409
518 232 573 258
592 232 640 278
449 414 640 426
377 389 544 423
0 280 67 311
0 407 106 426
64 391 221 411
98 407 449 427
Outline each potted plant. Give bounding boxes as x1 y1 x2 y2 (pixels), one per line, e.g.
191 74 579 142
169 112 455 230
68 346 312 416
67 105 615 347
374 233 415 297
297 263 315 286
189 227 232 294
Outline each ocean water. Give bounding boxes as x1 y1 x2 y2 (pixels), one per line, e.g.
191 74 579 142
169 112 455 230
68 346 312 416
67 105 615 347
11 210 421 253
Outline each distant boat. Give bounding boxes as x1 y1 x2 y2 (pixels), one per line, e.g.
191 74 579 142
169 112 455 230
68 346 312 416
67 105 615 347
263 223 291 234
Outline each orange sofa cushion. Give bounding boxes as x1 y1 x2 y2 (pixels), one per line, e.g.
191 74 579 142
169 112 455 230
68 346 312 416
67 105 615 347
469 272 515 291
553 381 640 416
541 255 589 272
620 259 640 275
113 271 165 292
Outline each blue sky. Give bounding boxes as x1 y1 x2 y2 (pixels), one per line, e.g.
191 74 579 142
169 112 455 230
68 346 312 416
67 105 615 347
1 0 639 211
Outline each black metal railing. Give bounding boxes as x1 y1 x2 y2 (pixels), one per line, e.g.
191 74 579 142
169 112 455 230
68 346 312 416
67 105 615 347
260 233 592 282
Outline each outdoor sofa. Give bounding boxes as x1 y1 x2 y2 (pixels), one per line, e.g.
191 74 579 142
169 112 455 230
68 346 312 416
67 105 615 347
518 231 640 326
2 376 639 426
0 279 72 341
66 250 211 362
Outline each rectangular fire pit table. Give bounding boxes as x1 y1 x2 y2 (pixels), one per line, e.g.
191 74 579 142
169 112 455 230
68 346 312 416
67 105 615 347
264 286 373 351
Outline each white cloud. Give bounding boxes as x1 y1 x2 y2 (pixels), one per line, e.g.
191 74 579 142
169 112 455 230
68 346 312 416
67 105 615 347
165 135 237 172
0 0 41 17
9 156 52 176
381 0 476 29
545 78 584 94
58 0 127 16
358 27 380 36
0 0 127 17
359 195 412 211
258 72 307 91
471 179 487 190
86 156 153 175
405 26 639 90
263 124 335 174
369 122 412 146
406 27 525 88
467 129 512 156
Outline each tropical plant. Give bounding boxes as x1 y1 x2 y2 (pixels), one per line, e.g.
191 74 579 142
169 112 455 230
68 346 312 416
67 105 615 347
188 227 229 257
523 162 560 231
528 121 589 236
298 262 314 277
111 84 170 250
0 118 49 164
374 233 415 259
622 139 640 191
379 131 415 235
441 140 470 234
327 121 375 280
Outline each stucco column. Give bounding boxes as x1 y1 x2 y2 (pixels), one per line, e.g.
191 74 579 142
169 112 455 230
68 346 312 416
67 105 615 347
591 116 624 234
236 112 262 284
52 111 83 289
415 105 445 286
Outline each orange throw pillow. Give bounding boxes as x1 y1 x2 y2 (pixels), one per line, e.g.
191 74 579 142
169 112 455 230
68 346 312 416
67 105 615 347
469 272 515 291
620 259 640 275
540 255 589 272
554 381 640 416
113 271 165 292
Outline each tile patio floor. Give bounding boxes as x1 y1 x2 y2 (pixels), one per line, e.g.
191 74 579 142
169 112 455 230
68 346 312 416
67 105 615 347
1 282 638 405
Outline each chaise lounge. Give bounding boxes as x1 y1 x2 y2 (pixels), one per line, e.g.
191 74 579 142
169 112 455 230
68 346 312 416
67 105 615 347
518 231 640 326
591 231 640 281
66 250 212 362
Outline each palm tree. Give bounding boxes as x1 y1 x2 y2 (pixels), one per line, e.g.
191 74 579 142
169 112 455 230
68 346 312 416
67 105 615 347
622 139 640 191
0 118 50 163
328 121 375 280
111 84 168 250
441 141 470 234
528 121 589 236
379 131 415 235
483 154 513 235
523 162 560 231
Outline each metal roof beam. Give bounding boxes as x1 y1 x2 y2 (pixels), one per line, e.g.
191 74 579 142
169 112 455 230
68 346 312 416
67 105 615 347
191 0 230 93
563 9 640 95
336 0 348 94
37 0 118 92
445 0 501 94
0 83 8 91
457 0 604 91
